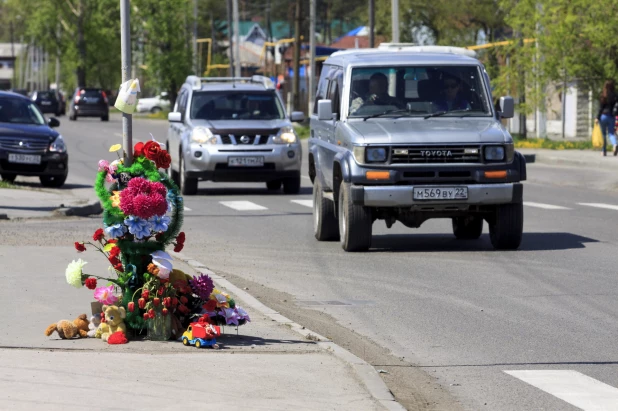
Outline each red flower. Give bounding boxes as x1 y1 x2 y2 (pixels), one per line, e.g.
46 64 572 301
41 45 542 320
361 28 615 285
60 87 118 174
171 297 178 307
138 298 146 309
106 239 117 244
93 228 105 242
143 141 162 162
155 233 164 242
203 299 217 312
153 298 160 307
119 177 168 220
143 313 149 320
114 263 124 272
163 297 171 307
162 308 169 316
156 151 171 169
109 246 120 258
176 232 186 244
134 141 145 157
109 256 121 266
174 243 184 253
178 304 189 314
158 287 164 296
128 302 135 312
180 296 188 305
101 312 106 323
74 242 86 252
141 289 149 299
85 278 97 290
148 308 155 318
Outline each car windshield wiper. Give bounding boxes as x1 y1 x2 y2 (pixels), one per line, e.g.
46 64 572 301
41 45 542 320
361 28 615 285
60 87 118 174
423 108 471 119
362 109 423 121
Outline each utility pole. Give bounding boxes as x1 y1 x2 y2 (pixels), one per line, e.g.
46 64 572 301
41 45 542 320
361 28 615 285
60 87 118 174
309 0 316 113
292 0 301 111
369 0 375 48
193 0 198 74
391 0 399 43
120 0 133 166
226 0 234 77
232 0 241 77
9 22 15 58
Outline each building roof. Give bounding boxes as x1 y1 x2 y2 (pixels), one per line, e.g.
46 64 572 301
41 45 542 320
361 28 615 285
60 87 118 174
0 43 26 58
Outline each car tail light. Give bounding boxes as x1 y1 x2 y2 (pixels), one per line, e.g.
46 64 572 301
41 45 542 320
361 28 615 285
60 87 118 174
101 91 108 104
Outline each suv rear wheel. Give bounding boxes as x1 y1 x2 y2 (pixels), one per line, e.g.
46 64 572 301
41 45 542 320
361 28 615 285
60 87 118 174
283 176 301 194
1 173 16 183
266 180 282 191
101 115 109 122
40 174 67 188
313 179 339 241
452 216 483 240
338 182 372 251
179 155 198 195
488 203 523 250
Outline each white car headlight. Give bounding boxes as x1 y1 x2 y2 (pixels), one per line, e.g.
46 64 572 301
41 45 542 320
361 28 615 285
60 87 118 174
49 135 67 153
484 146 505 161
273 126 297 144
191 127 217 145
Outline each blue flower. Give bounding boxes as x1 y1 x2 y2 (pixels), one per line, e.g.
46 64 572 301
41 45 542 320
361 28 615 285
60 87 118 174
105 224 127 239
149 215 171 232
124 216 152 240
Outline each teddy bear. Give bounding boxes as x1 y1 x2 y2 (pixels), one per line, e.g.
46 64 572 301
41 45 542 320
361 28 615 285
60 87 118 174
45 314 90 339
95 305 127 342
87 313 102 338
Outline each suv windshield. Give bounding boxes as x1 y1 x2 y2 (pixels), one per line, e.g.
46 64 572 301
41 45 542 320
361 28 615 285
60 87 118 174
348 65 492 118
190 91 285 120
0 97 46 125
36 91 57 101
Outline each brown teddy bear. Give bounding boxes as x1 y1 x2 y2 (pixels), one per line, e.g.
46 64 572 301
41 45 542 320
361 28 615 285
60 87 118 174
95 305 127 342
45 314 90 339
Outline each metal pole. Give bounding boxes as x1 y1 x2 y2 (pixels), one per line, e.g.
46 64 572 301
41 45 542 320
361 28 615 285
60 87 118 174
226 0 234 77
120 0 133 166
232 0 241 77
391 0 399 43
193 0 198 74
292 0 301 110
309 0 315 113
369 0 375 48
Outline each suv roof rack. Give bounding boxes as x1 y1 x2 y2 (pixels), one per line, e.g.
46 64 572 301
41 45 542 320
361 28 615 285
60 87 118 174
185 75 274 90
329 44 477 58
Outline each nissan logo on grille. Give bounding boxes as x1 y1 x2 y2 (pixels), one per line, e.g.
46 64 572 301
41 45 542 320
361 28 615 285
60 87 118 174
420 150 452 157
239 135 251 144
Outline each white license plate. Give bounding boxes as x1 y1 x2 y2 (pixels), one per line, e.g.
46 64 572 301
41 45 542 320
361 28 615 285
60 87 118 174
41 101 51 105
228 156 264 167
8 153 41 165
413 186 468 200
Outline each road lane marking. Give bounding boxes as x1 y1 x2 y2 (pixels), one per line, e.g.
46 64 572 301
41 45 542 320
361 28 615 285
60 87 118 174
114 132 122 137
301 176 312 180
524 202 571 210
579 203 618 211
184 207 191 211
505 370 618 411
219 201 267 211
291 200 313 208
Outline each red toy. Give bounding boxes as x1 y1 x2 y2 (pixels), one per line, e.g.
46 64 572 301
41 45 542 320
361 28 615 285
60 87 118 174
182 315 221 348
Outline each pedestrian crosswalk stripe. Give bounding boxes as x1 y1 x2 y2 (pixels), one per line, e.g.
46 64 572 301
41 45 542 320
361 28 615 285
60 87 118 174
524 202 571 210
184 207 192 211
578 203 618 211
219 201 267 211
505 370 618 410
291 200 313 208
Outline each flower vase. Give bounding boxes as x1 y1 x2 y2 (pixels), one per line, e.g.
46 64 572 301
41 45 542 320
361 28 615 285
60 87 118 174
147 312 172 341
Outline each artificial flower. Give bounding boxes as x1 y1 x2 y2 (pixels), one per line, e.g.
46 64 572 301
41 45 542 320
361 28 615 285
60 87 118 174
133 141 144 157
94 285 119 305
119 178 168 219
189 273 214 300
180 296 188 305
109 144 122 152
147 263 159 276
162 308 169 316
174 243 184 253
74 242 86 252
109 246 121 259
142 289 149 299
156 151 171 169
153 298 160 307
149 215 171 232
138 298 146 309
85 278 97 290
107 239 117 244
235 306 251 322
65 259 87 288
143 141 162 162
124 216 151 240
105 224 127 239
203 299 217 312
93 228 105 242
214 293 229 308
110 191 121 208
176 232 186 244
143 313 149 320
221 307 240 326
128 302 135 312
98 160 109 172
151 251 173 279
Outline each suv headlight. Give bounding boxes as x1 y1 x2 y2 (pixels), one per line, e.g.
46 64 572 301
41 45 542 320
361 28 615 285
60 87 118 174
484 146 505 161
49 135 67 153
353 146 388 164
191 127 217 145
273 126 297 144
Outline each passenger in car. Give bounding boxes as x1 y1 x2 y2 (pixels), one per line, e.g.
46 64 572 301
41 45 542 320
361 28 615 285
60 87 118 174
350 72 405 114
432 74 471 112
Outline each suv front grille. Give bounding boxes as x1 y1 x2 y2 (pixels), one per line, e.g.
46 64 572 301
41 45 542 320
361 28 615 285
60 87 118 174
219 134 271 145
390 145 481 164
0 136 50 153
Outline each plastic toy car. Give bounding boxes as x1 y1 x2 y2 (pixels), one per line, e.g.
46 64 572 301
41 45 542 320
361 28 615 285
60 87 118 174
182 315 221 348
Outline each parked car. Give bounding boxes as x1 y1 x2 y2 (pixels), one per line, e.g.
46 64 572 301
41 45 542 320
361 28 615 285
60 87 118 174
0 91 68 187
309 47 526 252
166 75 305 195
68 88 109 121
31 90 61 116
55 90 66 116
137 92 170 113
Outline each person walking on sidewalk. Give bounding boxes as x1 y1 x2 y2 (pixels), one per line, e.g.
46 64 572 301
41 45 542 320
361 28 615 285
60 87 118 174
595 80 618 156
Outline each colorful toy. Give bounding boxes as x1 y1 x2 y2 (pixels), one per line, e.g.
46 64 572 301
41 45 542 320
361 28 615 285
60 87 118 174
182 315 221 348
45 314 90 339
95 305 127 342
87 313 102 338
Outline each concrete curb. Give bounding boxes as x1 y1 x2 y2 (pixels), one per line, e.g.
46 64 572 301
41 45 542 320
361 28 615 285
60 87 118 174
174 252 406 411
53 200 103 217
523 154 536 163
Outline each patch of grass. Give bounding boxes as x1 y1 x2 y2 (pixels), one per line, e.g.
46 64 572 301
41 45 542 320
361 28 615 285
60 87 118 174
145 110 170 120
294 124 310 139
0 181 18 189
513 137 596 150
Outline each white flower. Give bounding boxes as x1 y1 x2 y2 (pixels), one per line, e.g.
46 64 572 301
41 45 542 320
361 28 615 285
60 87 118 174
65 259 87 288
151 251 172 279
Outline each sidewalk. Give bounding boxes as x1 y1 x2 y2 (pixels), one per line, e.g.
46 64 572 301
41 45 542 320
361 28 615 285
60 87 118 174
518 148 618 170
0 245 394 411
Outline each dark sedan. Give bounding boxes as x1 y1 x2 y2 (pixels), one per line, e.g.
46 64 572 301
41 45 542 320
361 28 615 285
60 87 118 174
69 88 109 121
0 91 68 187
31 90 61 116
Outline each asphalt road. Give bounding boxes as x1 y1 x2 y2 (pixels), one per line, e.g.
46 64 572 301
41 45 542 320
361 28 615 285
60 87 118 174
53 114 618 410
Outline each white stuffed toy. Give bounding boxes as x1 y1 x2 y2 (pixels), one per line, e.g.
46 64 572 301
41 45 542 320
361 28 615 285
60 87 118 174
87 314 102 338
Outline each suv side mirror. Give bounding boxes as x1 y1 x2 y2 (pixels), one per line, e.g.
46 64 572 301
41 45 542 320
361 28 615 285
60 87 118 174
499 96 514 119
48 117 60 128
168 112 182 123
317 100 333 121
290 111 305 122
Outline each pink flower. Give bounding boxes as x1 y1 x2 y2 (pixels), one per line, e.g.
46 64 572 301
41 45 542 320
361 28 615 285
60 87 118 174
98 160 109 172
94 285 119 305
119 177 168 219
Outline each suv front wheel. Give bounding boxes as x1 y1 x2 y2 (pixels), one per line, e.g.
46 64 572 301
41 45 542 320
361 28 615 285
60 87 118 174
488 203 523 250
338 182 372 251
283 176 301 194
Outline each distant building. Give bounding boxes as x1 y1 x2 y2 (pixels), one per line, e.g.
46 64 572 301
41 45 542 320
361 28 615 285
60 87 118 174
0 43 25 90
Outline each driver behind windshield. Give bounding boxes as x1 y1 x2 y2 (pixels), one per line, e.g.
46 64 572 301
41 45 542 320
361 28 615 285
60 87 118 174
350 72 404 114
432 73 471 112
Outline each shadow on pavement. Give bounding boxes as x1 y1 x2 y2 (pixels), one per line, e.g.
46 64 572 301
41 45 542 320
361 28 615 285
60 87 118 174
11 182 93 190
369 232 598 252
0 205 57 212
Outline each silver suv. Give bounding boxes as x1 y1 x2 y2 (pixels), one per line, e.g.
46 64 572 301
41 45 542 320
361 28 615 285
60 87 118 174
309 47 526 252
166 75 305 195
